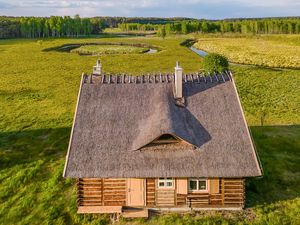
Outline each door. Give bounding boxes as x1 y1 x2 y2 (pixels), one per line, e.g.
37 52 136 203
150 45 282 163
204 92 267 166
127 179 145 206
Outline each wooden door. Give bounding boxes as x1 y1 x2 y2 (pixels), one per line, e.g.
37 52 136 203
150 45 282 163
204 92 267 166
127 179 145 206
176 178 188 194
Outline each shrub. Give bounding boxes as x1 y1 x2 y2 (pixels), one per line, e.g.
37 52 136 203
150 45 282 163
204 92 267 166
203 53 229 73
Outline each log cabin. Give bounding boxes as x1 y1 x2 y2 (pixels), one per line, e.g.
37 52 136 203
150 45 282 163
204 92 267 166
63 60 262 218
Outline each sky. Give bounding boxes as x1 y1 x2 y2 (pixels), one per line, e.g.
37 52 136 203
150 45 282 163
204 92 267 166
0 0 299 19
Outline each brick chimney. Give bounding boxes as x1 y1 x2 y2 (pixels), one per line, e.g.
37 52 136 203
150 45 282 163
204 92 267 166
93 59 102 75
174 61 183 99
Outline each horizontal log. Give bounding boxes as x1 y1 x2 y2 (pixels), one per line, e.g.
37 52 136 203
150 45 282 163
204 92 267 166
103 201 126 206
156 194 175 198
104 195 126 199
224 182 243 185
104 178 126 181
123 209 148 218
224 189 243 193
78 188 102 191
210 201 222 204
78 191 102 194
224 178 243 181
156 203 175 206
156 199 175 202
103 184 126 187
103 192 126 196
78 183 102 186
224 185 243 188
78 181 102 183
79 199 102 202
147 197 155 200
78 206 122 214
103 188 126 192
187 193 209 196
78 193 102 196
103 180 126 183
78 184 102 187
187 196 209 199
79 188 102 191
78 196 102 200
79 202 103 206
79 179 103 182
225 193 244 196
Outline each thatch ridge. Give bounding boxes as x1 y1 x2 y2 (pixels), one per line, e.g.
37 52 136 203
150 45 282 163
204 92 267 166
83 71 232 85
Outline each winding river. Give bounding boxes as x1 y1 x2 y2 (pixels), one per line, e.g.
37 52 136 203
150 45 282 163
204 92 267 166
189 45 241 66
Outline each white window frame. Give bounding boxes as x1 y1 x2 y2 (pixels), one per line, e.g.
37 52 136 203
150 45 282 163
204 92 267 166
188 178 208 192
157 177 174 189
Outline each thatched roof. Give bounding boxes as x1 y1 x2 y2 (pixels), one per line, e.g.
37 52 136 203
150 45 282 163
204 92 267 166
63 72 262 178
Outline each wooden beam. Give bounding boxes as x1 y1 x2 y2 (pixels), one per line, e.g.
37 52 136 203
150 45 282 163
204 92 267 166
77 206 122 214
101 178 104 206
221 178 225 205
122 208 149 218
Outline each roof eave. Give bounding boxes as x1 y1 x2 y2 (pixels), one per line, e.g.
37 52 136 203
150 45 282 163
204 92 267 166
230 71 263 177
63 73 85 177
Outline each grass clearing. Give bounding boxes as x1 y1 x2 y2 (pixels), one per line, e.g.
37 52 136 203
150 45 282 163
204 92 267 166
0 35 299 224
70 45 150 55
194 35 300 69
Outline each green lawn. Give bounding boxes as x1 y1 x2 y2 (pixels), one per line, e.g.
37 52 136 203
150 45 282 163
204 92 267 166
0 35 299 225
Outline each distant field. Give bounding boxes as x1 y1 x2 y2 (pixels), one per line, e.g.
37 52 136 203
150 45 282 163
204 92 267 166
103 27 156 35
0 35 299 224
194 35 300 69
70 44 150 55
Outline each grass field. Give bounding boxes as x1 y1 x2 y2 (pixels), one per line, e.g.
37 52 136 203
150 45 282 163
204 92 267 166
0 35 299 224
193 35 300 69
70 44 150 55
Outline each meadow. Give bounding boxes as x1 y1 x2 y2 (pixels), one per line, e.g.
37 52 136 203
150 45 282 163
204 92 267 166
70 44 150 55
0 35 299 225
193 35 300 69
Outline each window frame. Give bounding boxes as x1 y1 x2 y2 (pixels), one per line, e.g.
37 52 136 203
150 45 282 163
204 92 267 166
152 134 180 145
188 178 208 193
157 177 174 189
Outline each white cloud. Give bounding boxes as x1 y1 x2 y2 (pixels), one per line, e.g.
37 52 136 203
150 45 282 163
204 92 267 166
0 0 299 18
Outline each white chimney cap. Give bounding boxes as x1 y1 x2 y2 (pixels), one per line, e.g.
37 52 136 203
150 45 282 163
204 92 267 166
175 61 181 69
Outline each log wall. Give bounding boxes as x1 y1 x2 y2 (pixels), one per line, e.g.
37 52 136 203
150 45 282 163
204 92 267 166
146 178 155 206
77 178 245 209
77 178 126 207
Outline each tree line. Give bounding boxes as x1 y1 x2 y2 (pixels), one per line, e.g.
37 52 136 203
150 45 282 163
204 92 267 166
19 15 103 38
0 15 107 38
1 16 300 39
0 16 192 38
120 18 300 36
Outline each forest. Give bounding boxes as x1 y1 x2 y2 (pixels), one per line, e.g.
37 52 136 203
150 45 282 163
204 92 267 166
1 16 300 38
121 18 300 36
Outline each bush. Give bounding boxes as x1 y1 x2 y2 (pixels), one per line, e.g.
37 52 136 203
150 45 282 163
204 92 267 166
203 53 229 73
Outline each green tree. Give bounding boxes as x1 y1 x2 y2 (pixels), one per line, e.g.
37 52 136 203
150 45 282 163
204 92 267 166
161 26 166 39
74 14 81 37
202 53 229 73
49 16 57 37
181 22 187 34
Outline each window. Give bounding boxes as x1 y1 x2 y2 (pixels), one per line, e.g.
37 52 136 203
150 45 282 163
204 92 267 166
152 134 180 144
158 178 174 188
188 178 208 192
